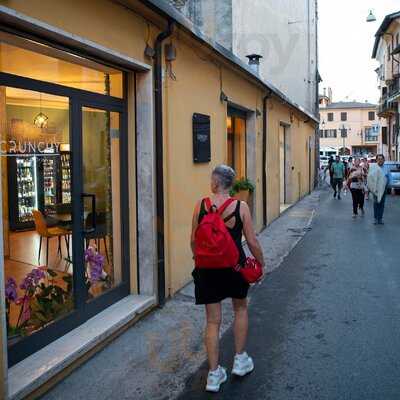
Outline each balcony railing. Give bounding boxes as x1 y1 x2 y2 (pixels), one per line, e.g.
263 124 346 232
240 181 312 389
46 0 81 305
377 99 397 116
388 78 400 100
365 135 378 142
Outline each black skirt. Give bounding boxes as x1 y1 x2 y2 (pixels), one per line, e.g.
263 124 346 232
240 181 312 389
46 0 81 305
192 267 249 305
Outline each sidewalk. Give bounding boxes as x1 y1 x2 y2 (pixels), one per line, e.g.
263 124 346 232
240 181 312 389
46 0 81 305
42 191 321 400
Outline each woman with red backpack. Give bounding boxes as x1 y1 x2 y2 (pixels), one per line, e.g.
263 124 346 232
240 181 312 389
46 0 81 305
191 164 265 392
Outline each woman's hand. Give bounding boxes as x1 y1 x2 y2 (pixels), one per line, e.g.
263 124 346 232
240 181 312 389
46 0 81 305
241 202 265 267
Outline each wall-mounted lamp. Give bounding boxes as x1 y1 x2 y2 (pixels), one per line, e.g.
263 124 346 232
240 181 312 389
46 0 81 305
165 43 177 61
366 10 376 22
220 91 228 103
144 44 155 58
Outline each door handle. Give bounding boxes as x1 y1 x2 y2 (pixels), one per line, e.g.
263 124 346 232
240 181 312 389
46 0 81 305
81 193 96 234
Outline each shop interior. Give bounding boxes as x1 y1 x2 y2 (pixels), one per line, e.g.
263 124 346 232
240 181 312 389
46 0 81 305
1 33 123 340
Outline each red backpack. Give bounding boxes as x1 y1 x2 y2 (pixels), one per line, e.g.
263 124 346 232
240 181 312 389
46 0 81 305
194 197 239 269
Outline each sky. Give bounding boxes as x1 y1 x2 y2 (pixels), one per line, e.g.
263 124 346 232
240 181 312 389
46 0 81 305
318 0 399 104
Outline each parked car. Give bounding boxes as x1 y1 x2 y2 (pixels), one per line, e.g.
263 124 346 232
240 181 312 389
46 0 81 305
381 161 400 194
389 169 400 194
320 156 329 169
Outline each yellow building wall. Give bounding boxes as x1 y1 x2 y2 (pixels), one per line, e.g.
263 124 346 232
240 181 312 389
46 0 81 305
0 0 150 65
163 32 265 295
266 98 316 224
0 0 149 295
1 0 316 298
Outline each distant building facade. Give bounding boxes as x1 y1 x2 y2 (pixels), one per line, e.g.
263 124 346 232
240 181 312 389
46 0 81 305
319 89 388 157
372 11 400 160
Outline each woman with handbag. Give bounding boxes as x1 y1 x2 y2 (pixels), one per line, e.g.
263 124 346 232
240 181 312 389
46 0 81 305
190 164 265 392
347 158 365 218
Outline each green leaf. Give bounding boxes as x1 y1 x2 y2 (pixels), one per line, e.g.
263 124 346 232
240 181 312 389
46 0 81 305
230 178 256 195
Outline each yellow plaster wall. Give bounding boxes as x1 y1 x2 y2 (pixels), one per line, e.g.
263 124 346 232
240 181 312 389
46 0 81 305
266 98 316 224
0 0 151 64
1 0 316 298
163 33 264 295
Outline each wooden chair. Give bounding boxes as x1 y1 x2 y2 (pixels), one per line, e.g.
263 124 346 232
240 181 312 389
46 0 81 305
32 210 70 266
84 212 110 263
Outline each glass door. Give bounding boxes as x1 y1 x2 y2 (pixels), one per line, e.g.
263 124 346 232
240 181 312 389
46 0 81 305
79 106 122 300
4 91 129 366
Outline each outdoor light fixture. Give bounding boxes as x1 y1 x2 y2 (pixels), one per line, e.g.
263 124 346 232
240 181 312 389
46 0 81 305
321 119 326 129
366 10 376 22
34 93 49 129
220 90 228 103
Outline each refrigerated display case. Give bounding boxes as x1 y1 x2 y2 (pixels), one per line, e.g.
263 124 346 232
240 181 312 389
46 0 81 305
60 151 71 204
8 156 38 230
8 148 71 231
40 156 58 215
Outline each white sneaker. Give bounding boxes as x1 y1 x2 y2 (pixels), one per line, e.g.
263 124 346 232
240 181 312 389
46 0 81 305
206 365 227 392
232 352 254 376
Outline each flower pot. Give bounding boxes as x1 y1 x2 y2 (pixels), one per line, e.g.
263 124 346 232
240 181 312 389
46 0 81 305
233 190 251 204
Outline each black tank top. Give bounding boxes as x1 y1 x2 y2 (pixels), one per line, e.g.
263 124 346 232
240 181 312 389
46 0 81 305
198 199 246 265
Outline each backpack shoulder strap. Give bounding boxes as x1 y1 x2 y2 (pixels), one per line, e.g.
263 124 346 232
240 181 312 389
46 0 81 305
217 198 235 216
204 197 213 213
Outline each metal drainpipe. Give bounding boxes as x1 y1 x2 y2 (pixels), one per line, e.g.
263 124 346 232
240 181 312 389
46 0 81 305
262 91 272 228
154 20 174 307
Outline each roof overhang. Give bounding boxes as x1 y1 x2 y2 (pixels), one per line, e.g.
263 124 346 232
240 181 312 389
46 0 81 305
133 0 319 123
372 10 400 59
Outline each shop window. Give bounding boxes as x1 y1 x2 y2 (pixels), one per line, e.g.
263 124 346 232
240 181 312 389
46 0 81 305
0 31 123 98
1 87 73 344
227 114 246 178
0 33 128 366
82 108 122 296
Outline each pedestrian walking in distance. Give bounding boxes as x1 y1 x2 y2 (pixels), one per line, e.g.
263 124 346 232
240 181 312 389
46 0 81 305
347 158 365 218
331 155 346 199
191 164 265 393
367 154 390 225
361 157 370 200
325 156 334 189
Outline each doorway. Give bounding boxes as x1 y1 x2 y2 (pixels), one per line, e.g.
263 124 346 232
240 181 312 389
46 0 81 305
279 124 291 213
0 33 130 366
227 107 247 179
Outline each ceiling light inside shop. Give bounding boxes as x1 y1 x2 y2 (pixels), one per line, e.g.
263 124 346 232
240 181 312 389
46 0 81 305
33 92 49 129
33 112 49 129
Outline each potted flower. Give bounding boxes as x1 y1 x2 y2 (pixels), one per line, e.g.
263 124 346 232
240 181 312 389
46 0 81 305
4 267 74 343
230 177 255 204
84 246 112 298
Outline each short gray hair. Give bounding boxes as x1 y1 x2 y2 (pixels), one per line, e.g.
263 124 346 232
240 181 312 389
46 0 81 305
212 164 236 189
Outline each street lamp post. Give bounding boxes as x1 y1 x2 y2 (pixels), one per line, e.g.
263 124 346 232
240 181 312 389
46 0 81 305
339 124 351 155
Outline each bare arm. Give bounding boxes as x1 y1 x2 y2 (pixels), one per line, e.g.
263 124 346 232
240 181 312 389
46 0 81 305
240 202 265 268
190 200 201 256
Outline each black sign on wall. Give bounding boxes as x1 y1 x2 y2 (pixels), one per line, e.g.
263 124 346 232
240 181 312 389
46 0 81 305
193 113 211 163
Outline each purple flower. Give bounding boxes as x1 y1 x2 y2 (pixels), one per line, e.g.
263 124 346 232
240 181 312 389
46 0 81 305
20 268 45 291
5 277 18 302
85 247 105 283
